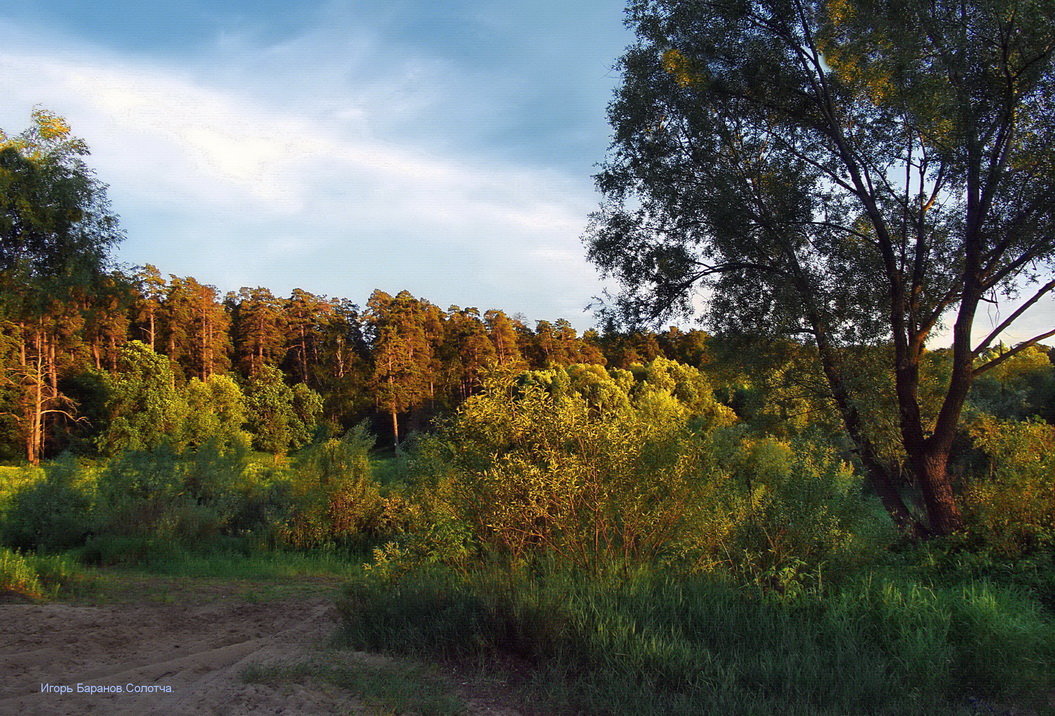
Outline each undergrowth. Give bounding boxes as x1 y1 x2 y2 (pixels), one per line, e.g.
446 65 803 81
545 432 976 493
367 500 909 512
337 563 1055 715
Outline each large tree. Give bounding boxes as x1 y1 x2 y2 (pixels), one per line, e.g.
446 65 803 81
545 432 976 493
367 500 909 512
365 290 436 448
587 0 1055 535
0 109 123 462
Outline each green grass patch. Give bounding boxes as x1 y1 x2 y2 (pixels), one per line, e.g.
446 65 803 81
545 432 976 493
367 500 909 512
370 453 413 488
242 656 464 715
337 565 1055 714
76 536 367 580
0 547 93 600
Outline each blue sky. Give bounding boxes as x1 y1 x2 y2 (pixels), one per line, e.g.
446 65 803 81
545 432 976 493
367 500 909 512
0 0 631 328
0 1 1050 343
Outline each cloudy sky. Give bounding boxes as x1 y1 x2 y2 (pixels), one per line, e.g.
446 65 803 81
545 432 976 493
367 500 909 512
0 0 631 328
0 0 1050 343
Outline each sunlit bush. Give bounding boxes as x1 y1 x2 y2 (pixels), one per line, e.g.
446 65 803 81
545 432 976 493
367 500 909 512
672 432 887 591
279 425 384 548
381 359 879 583
965 416 1055 556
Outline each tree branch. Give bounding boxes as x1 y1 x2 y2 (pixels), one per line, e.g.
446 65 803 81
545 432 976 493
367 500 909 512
972 279 1055 356
973 327 1055 376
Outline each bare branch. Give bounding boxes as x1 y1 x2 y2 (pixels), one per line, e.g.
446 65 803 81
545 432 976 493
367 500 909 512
972 279 1055 356
974 327 1055 376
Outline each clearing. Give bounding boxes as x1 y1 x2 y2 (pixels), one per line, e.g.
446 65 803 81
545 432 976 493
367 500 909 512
0 574 519 715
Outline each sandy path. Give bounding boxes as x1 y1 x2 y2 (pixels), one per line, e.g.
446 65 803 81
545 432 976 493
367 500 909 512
0 583 364 715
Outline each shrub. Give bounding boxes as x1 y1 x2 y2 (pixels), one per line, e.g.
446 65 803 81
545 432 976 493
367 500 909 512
965 417 1055 556
675 432 890 592
279 425 384 548
1 456 92 551
396 361 882 584
414 365 723 569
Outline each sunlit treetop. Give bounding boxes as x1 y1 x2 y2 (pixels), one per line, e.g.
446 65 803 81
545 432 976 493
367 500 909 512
0 109 121 293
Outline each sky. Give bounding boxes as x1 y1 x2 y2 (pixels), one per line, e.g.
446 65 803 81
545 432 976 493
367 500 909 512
0 0 1051 344
0 0 631 329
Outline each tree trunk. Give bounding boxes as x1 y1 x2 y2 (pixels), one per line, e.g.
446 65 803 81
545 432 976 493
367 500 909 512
914 448 963 535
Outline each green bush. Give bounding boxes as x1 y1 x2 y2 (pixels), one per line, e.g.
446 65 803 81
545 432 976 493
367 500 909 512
405 363 734 570
964 417 1055 556
675 432 892 592
280 425 384 548
393 362 882 585
1 456 92 551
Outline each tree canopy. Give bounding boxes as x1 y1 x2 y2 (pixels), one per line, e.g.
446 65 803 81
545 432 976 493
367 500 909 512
587 0 1055 535
0 108 122 291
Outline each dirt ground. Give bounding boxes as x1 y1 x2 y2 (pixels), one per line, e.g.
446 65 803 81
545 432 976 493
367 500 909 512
0 576 520 715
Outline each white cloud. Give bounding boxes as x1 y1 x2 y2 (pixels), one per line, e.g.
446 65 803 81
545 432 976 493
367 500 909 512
0 18 609 326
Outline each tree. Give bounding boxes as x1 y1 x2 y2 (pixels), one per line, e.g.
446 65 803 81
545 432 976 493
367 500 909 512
162 275 230 380
182 374 249 449
0 109 123 462
244 365 319 455
0 109 122 282
441 306 497 400
587 0 1055 535
229 286 285 378
99 341 185 455
365 290 435 448
283 288 333 386
484 309 526 370
131 264 166 351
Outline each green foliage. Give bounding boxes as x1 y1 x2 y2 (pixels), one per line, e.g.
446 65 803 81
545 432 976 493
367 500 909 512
0 108 122 286
92 442 248 544
381 358 879 584
280 425 384 548
964 417 1055 556
969 345 1055 423
182 373 249 449
587 0 1055 537
673 432 891 591
410 361 734 569
245 365 320 454
98 340 185 454
0 456 92 551
0 547 88 600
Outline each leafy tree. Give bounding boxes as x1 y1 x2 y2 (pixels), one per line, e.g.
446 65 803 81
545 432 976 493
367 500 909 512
0 109 123 462
587 0 1055 535
366 290 435 448
99 340 185 455
969 344 1055 422
0 108 122 282
244 365 319 454
182 374 249 449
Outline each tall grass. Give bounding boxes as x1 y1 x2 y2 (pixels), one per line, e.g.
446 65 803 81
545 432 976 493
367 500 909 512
0 547 89 600
338 565 1055 714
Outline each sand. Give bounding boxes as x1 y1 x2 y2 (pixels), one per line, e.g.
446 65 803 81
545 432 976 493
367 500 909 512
0 577 519 715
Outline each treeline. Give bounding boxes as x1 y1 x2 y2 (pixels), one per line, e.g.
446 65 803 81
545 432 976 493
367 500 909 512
0 264 724 462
